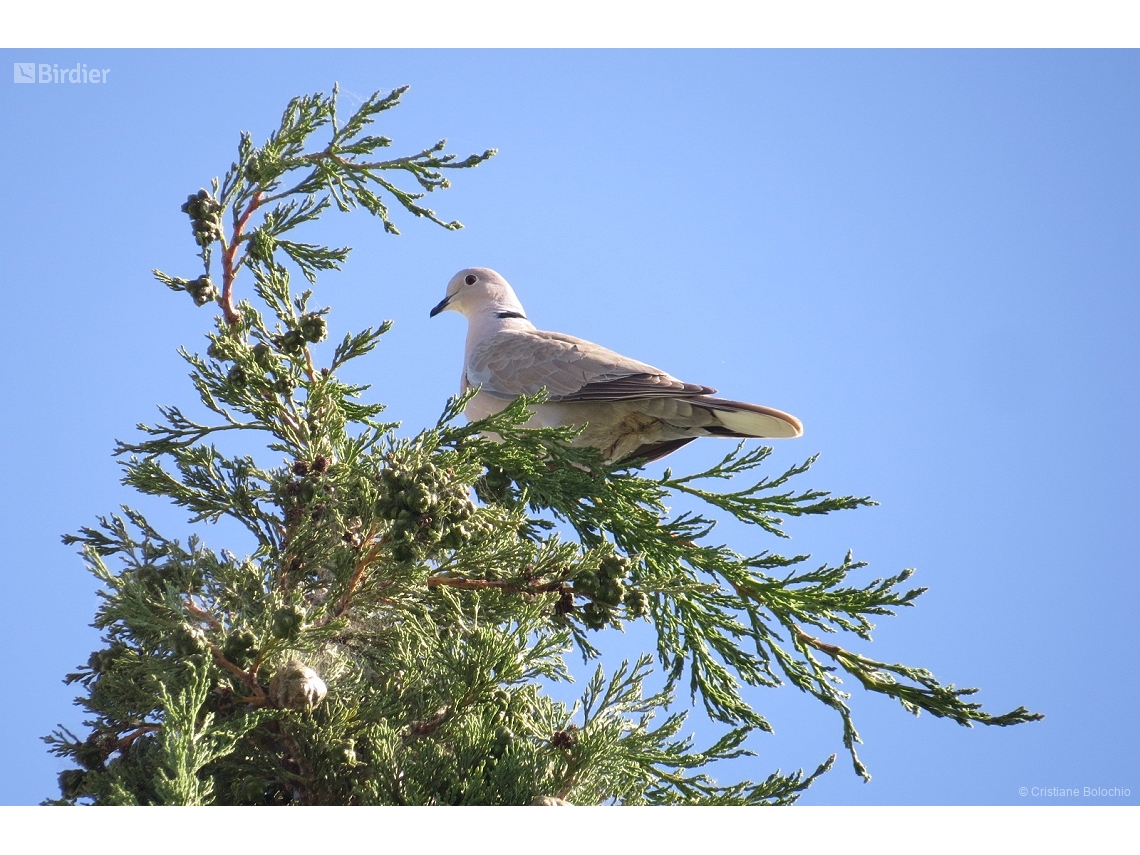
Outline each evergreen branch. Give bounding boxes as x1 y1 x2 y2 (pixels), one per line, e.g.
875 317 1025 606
447 403 1039 768
120 448 278 545
793 626 1045 728
331 322 391 370
168 84 492 321
277 240 350 283
733 554 926 640
115 406 266 457
661 447 876 537
154 663 268 804
239 85 494 240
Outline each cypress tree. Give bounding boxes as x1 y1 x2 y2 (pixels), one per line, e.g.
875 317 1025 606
46 85 1041 806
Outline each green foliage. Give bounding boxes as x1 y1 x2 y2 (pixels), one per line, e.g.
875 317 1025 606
46 85 1041 806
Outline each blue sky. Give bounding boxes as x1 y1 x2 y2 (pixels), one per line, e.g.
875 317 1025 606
0 49 1137 806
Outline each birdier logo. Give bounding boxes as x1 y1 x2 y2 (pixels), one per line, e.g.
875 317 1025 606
13 62 111 84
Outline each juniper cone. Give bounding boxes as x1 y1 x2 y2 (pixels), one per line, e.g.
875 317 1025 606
45 85 1041 806
430 267 803 464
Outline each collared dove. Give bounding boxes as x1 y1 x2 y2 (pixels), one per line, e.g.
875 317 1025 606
430 267 803 465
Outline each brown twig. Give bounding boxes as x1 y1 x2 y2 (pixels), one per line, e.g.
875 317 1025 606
207 641 266 702
730 579 767 606
332 536 385 617
182 598 267 704
793 626 844 659
117 724 162 751
219 190 263 326
555 759 580 801
303 347 319 387
404 706 450 739
249 650 268 684
183 597 222 630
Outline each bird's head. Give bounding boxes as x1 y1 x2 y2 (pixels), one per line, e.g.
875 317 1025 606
430 267 527 320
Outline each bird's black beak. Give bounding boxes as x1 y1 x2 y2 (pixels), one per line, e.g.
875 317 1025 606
429 296 451 318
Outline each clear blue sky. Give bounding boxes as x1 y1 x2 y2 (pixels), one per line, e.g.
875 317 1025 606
1 49 1137 806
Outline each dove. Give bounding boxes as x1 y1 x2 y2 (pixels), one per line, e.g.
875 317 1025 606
430 267 802 465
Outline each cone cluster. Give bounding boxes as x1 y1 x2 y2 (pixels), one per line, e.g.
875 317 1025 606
572 555 646 629
181 189 224 247
375 458 483 563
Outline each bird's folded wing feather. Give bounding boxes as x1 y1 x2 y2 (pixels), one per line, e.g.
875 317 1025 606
466 330 715 401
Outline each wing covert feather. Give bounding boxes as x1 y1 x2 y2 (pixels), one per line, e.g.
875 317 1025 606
466 330 714 401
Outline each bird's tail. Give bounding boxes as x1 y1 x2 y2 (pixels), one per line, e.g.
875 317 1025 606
686 397 803 439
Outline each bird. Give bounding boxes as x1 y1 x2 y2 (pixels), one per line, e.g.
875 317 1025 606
430 267 803 465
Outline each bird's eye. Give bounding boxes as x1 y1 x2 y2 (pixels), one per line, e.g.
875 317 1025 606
464 274 477 286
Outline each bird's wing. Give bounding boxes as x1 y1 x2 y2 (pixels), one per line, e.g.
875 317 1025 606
466 330 715 402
